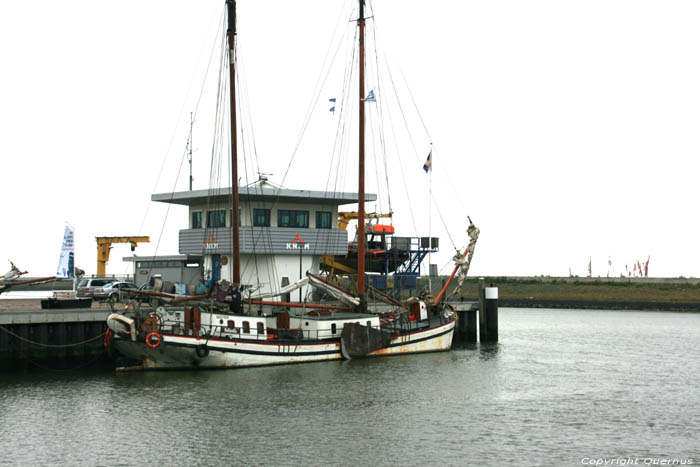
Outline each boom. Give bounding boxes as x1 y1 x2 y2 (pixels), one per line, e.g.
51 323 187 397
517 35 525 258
96 236 150 276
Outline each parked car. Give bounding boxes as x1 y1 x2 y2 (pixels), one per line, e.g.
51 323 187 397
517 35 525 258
96 281 138 302
76 278 116 298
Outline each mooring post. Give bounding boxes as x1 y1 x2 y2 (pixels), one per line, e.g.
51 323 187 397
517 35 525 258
478 277 485 341
482 285 499 342
466 308 477 342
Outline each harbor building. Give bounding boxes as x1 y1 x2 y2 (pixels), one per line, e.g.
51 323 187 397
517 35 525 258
125 179 376 299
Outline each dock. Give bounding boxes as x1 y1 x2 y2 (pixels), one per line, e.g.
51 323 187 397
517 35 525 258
0 302 112 371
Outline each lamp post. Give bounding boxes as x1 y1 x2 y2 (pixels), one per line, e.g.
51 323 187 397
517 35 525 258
292 233 305 302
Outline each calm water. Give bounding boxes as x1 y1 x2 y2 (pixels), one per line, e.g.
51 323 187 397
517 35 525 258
1 308 699 466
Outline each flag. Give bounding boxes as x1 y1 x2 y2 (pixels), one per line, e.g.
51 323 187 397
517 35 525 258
588 257 592 276
644 256 650 277
364 90 376 102
423 149 432 173
329 98 336 114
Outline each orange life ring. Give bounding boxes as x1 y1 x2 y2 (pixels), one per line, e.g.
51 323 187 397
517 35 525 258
103 328 112 348
146 332 162 348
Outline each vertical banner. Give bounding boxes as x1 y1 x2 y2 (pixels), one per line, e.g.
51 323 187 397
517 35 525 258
56 225 75 278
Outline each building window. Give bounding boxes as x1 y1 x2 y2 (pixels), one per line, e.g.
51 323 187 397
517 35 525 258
278 210 309 228
316 211 332 229
192 211 202 229
207 210 226 228
242 321 250 334
256 322 265 334
253 208 271 227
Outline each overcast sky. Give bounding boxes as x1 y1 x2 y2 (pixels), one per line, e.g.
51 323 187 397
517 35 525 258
1 0 699 280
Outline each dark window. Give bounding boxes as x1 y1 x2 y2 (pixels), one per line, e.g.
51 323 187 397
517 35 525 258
278 210 309 228
316 211 332 229
331 323 337 335
256 322 265 334
253 208 271 227
207 210 226 228
192 211 202 229
242 321 250 334
227 320 235 330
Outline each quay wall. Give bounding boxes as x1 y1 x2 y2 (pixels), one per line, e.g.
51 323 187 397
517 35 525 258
0 309 112 371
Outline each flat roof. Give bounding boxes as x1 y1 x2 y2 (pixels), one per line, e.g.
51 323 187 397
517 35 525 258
152 183 377 207
122 255 200 262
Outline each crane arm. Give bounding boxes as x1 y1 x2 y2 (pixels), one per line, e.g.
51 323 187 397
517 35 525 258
96 236 150 276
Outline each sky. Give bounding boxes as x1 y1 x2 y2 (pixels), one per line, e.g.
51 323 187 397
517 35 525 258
1 0 699 280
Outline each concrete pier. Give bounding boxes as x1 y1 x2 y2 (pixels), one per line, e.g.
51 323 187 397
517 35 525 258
0 308 111 371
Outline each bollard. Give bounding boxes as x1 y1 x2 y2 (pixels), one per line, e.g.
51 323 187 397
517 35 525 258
482 286 499 342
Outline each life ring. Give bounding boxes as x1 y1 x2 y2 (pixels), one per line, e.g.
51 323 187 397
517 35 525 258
195 345 209 358
146 332 162 348
103 329 112 348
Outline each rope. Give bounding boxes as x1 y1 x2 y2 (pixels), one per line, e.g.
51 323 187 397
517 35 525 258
0 325 106 348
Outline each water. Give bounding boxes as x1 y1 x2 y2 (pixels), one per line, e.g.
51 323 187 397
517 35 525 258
1 308 699 466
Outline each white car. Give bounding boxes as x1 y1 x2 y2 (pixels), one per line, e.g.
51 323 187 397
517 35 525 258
96 281 138 302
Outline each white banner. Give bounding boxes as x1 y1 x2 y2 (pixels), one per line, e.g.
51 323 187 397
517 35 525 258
56 225 74 278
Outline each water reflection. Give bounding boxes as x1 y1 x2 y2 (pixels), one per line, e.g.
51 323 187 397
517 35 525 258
478 342 501 360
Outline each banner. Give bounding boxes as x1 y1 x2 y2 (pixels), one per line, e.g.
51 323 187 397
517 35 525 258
56 225 74 278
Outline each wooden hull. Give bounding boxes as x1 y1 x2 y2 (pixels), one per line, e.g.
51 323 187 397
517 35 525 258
111 319 455 371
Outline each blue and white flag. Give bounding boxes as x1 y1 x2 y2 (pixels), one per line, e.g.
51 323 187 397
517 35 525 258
364 90 376 102
329 98 336 114
423 149 432 173
56 225 74 278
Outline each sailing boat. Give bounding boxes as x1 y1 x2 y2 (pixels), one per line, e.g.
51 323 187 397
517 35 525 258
105 0 472 370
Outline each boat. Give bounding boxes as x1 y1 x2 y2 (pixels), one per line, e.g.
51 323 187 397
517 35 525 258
0 261 56 297
105 0 476 370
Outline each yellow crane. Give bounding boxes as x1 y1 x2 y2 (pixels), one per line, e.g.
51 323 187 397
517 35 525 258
96 236 150 276
336 211 393 230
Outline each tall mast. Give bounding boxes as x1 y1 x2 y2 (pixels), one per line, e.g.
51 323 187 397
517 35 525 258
357 0 366 304
226 0 241 285
188 112 193 191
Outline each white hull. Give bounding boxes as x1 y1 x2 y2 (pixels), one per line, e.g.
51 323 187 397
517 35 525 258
111 319 455 371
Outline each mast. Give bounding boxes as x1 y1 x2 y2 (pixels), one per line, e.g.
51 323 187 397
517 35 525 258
226 0 241 284
357 0 366 304
188 112 193 191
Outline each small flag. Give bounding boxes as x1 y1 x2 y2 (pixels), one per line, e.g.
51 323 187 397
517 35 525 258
329 98 336 114
364 90 376 102
423 149 432 173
